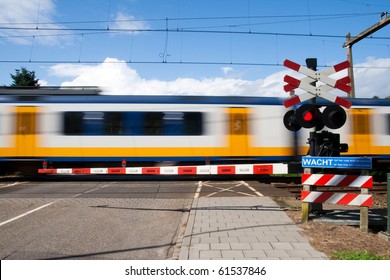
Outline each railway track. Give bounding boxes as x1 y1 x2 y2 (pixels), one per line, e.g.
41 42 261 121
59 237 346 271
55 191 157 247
271 182 388 197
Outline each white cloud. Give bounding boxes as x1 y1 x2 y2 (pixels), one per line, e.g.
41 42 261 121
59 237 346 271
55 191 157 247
0 0 69 46
50 57 390 98
221 66 233 75
50 57 287 97
353 57 390 98
38 79 48 86
110 12 149 33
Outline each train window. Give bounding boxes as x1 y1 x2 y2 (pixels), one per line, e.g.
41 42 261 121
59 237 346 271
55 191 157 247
387 114 390 135
83 112 105 135
230 113 247 135
63 111 106 135
63 112 84 135
122 111 203 136
184 112 203 135
104 112 123 135
144 112 164 135
149 112 203 136
62 111 204 136
352 109 370 135
16 113 36 134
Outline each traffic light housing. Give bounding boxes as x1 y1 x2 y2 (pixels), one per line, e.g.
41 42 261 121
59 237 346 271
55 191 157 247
308 131 348 157
283 104 347 131
321 105 347 129
296 104 324 130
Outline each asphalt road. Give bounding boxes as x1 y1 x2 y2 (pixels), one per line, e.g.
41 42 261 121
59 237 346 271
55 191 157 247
0 179 288 260
0 180 196 260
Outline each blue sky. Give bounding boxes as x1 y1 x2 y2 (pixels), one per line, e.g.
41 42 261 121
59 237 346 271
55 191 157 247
0 0 389 98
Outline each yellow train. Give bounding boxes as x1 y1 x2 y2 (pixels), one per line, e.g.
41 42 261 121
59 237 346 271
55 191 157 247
0 87 389 174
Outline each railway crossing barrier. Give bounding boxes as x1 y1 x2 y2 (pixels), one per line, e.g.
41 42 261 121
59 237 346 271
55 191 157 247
300 156 373 232
38 163 289 176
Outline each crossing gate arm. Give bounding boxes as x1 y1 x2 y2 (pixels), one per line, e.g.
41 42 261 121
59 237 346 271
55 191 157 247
38 163 290 176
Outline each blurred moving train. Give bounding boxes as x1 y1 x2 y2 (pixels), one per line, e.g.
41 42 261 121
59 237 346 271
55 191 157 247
0 87 389 174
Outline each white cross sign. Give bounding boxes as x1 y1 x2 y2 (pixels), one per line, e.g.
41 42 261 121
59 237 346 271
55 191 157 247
283 59 352 109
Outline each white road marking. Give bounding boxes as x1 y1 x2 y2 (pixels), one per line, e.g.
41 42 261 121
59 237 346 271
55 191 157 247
0 181 28 189
0 182 115 227
195 180 264 198
239 180 264 197
0 201 56 227
71 182 114 198
194 181 203 199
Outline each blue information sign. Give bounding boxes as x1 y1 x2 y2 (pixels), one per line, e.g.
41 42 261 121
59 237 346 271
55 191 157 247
302 156 372 169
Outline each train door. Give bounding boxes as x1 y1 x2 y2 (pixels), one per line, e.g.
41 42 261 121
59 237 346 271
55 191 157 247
228 107 249 156
349 108 373 155
14 106 38 156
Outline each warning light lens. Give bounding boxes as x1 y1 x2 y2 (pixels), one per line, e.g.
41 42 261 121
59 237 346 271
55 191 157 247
296 104 322 129
303 112 313 121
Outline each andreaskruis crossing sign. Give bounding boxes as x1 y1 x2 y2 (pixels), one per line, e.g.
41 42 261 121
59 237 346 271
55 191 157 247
283 59 352 109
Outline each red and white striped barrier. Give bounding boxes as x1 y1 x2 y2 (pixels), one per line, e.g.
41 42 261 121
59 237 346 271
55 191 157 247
38 163 288 175
301 191 372 207
302 174 373 188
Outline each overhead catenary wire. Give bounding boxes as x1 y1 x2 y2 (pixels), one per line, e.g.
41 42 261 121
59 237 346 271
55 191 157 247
0 12 389 69
0 25 389 41
0 12 382 26
0 59 388 70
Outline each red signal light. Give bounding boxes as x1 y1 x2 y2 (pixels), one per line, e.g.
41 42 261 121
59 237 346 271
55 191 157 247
303 112 313 121
296 104 322 129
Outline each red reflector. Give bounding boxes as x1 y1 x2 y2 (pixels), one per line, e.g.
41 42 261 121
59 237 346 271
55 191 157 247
178 167 197 174
108 168 126 174
253 165 273 174
217 166 235 174
303 111 313 121
72 168 90 174
38 168 56 174
142 167 160 175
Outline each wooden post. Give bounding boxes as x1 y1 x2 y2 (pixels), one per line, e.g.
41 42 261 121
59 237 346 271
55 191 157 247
301 168 311 223
343 14 390 98
360 170 369 232
360 187 369 232
345 35 355 98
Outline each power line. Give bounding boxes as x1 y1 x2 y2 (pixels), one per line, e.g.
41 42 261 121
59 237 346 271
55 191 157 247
0 26 389 40
0 59 388 70
0 12 388 69
0 12 380 26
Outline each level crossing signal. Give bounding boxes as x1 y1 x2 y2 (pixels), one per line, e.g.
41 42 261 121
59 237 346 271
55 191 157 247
283 104 347 132
282 58 350 132
282 58 351 156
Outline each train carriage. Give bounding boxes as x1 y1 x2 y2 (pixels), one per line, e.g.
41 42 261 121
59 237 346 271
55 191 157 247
0 87 389 174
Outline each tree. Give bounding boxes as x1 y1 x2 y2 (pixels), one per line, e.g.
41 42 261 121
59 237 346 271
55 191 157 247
10 67 40 87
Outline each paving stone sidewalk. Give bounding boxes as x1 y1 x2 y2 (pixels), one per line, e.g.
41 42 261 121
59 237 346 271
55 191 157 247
179 197 327 260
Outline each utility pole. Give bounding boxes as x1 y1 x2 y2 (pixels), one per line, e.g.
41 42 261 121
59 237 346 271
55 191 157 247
343 12 390 98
